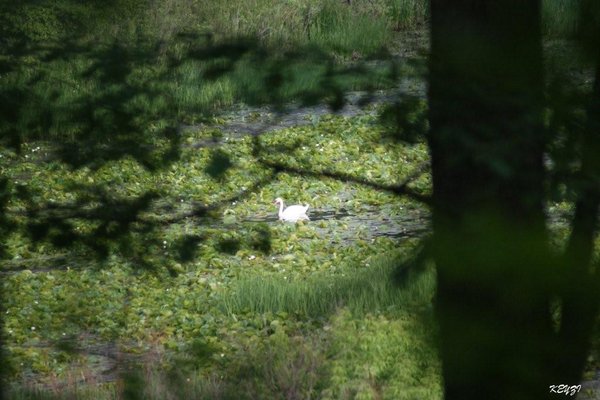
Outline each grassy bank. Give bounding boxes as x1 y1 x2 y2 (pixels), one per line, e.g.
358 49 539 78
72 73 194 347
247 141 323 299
3 0 584 49
3 0 428 49
1 0 585 144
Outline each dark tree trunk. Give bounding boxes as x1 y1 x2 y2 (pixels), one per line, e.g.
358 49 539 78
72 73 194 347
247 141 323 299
558 53 600 385
428 1 558 399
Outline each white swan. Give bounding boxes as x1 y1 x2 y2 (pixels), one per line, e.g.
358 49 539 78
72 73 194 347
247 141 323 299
274 197 310 222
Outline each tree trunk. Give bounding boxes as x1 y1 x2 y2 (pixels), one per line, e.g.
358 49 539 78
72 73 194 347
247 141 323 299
428 1 557 398
558 53 600 385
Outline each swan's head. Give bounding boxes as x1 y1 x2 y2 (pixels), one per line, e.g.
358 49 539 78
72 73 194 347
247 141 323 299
273 197 283 205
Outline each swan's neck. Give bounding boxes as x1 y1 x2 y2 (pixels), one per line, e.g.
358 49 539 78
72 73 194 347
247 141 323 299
278 201 285 218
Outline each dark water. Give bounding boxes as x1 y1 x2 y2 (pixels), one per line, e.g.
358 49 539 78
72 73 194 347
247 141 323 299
241 204 430 243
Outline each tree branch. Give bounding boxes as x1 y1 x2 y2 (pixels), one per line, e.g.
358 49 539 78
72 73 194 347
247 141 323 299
259 157 432 206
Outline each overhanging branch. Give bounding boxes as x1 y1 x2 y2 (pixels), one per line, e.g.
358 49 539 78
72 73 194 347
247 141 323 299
259 158 432 206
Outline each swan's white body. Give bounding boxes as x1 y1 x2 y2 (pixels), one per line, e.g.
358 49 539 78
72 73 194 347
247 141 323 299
274 197 310 222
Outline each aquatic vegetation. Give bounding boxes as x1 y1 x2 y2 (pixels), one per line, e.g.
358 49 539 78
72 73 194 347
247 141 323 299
2 112 439 396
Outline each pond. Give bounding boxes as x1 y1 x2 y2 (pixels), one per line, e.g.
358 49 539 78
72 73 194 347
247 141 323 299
4 29 599 398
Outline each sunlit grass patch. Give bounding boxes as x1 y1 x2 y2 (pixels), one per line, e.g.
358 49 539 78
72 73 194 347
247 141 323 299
309 0 391 56
322 307 442 400
387 0 429 31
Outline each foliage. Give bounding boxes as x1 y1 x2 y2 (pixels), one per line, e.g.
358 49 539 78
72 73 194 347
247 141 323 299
1 107 435 395
427 0 600 397
322 309 441 400
2 0 600 398
1 0 586 54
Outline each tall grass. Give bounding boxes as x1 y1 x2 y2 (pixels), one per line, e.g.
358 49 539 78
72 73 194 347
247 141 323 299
2 32 399 142
189 0 419 54
387 0 429 31
309 0 392 55
4 0 584 143
221 251 435 318
6 0 430 54
5 0 586 55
